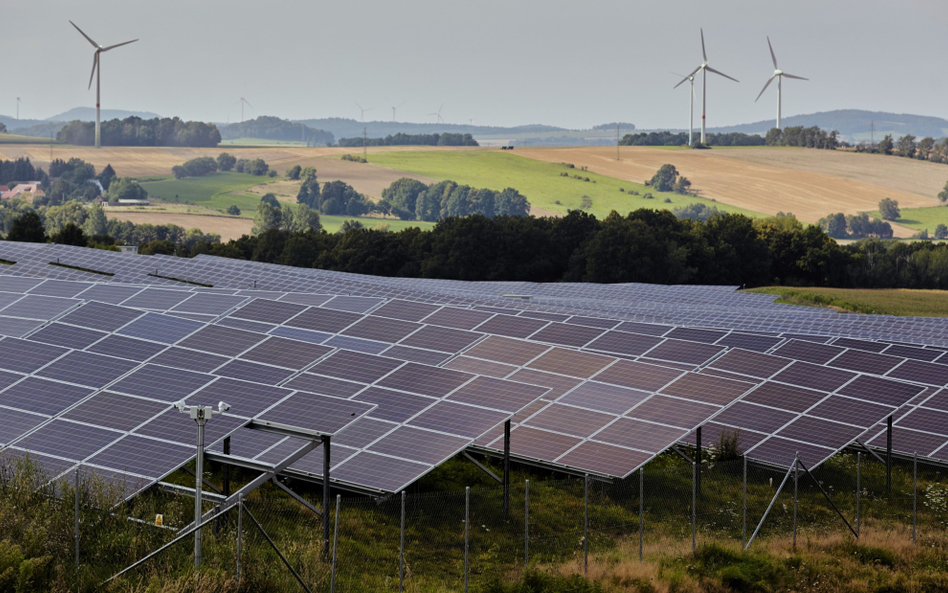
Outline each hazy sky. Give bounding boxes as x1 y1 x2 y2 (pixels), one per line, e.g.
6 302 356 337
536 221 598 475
4 0 947 129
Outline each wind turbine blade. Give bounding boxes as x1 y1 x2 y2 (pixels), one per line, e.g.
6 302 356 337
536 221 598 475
706 66 739 82
101 39 138 52
87 53 98 90
355 101 362 111
244 99 254 109
397 101 406 108
673 66 702 88
755 76 775 102
70 21 100 48
700 28 707 62
781 73 808 80
767 36 778 69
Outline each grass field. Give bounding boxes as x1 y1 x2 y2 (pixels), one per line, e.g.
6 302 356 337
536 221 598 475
749 286 948 316
367 150 761 219
866 205 948 234
139 171 275 215
0 133 55 144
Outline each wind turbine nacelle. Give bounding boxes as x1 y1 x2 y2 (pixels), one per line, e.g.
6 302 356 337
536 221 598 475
774 69 783 76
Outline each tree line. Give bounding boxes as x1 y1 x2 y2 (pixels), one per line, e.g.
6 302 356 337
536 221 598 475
377 178 530 221
217 116 334 147
858 134 948 164
57 117 221 147
171 154 275 179
619 131 765 147
337 133 478 147
764 126 839 149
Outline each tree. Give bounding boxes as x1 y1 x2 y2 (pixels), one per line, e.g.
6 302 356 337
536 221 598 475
83 203 109 236
294 203 321 232
649 164 679 192
896 135 917 158
50 222 88 247
171 165 188 179
7 211 46 242
107 177 148 202
939 180 948 203
99 164 116 190
217 152 236 171
45 201 87 234
917 137 935 160
819 212 848 239
673 176 692 195
286 165 302 180
878 134 894 155
0 123 6 134
252 199 282 236
494 188 531 217
935 224 948 240
226 205 241 216
296 171 320 209
260 193 280 208
878 198 900 220
381 178 427 219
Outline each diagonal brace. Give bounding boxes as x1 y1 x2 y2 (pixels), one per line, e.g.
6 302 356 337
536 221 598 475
744 461 795 550
798 457 858 539
462 451 503 484
180 465 223 494
852 440 887 466
244 504 313 593
272 476 322 517
671 444 694 464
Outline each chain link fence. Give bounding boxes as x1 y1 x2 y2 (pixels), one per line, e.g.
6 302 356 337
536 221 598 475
6 449 948 591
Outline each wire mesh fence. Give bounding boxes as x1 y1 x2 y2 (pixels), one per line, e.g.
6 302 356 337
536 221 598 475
6 449 948 592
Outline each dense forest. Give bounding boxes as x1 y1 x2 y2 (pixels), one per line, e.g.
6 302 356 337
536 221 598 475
337 133 478 147
217 116 334 146
619 131 765 147
57 117 221 147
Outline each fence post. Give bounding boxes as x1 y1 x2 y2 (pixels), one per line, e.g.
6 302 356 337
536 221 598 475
638 467 643 562
691 462 696 556
236 495 243 583
524 479 530 569
464 487 469 593
913 452 917 544
400 490 405 593
331 494 340 593
793 455 798 548
584 474 589 574
856 452 861 537
742 455 747 550
75 463 80 588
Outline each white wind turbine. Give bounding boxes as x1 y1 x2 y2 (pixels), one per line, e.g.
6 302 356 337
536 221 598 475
427 104 444 124
676 29 738 144
672 71 697 146
235 97 253 123
70 21 138 149
755 37 808 130
389 101 406 122
355 102 373 122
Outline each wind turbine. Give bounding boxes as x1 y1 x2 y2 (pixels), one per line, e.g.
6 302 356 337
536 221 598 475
235 97 253 123
389 101 406 122
676 29 738 145
427 104 444 124
672 72 697 146
355 102 373 122
755 37 808 130
70 21 138 149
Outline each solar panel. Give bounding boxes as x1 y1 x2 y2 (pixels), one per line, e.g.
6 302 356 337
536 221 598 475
117 312 202 344
0 316 44 337
86 334 167 361
331 451 430 493
110 364 214 402
366 425 469 465
36 351 139 389
286 308 362 333
86 434 193 479
0 294 79 320
258 392 375 434
0 338 68 373
215 359 295 384
0 407 48 445
57 301 143 332
121 288 192 311
16 419 120 460
228 298 307 324
557 382 649 415
177 325 267 357
310 350 403 384
463 336 549 366
377 363 472 397
62 392 169 432
28 323 107 350
355 387 436 422
474 314 548 339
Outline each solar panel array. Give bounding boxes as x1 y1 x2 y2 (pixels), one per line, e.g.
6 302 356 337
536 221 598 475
2 241 948 498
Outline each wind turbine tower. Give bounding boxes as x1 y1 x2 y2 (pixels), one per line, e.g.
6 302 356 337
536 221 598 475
355 102 373 122
235 97 253 123
390 101 406 122
755 37 808 130
427 104 444 124
672 72 697 146
70 21 138 149
677 29 738 145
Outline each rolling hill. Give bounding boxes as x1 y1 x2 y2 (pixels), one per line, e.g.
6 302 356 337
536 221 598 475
708 109 948 141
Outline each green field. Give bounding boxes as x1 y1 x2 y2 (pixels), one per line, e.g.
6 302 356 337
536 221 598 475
749 286 948 317
0 133 56 144
219 137 307 146
140 171 276 214
367 150 764 219
319 214 435 232
868 205 948 234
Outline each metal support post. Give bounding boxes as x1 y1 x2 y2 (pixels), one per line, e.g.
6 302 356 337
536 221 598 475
464 487 470 593
584 474 589 573
695 426 702 499
400 491 405 593
792 456 798 548
503 420 511 518
75 464 80 575
524 479 530 569
856 452 861 537
638 467 643 562
886 416 893 495
913 452 917 544
194 416 206 569
331 495 340 593
691 462 696 556
236 496 243 582
745 462 796 550
742 455 747 549
322 435 331 560
222 436 231 496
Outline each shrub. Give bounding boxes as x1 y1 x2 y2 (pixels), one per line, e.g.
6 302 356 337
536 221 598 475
935 224 947 240
226 205 241 216
878 197 900 220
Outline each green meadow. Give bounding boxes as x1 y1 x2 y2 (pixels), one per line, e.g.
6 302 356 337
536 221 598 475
869 205 948 234
367 150 763 219
140 172 276 215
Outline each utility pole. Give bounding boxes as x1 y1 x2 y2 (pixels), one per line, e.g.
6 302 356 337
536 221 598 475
176 400 231 570
870 120 875 151
363 127 367 161
616 124 620 161
16 97 20 121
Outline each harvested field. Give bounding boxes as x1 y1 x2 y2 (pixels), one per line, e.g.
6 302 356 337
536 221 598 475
105 211 251 241
515 146 936 233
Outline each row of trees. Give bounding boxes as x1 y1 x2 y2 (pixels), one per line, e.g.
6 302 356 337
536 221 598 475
859 135 948 164
171 153 274 178
619 131 765 147
817 212 894 239
765 126 839 149
57 117 221 147
295 168 374 216
0 157 43 185
251 194 322 236
160 209 948 289
337 133 479 147
378 178 531 221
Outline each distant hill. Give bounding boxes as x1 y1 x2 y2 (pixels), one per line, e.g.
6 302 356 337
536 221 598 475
218 116 334 146
292 118 568 141
45 107 161 122
708 110 948 140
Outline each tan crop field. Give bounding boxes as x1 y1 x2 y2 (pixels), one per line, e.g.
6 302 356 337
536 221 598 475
104 211 252 241
515 146 943 237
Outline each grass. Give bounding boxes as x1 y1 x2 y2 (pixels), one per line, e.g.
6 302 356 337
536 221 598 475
868 205 948 234
367 150 765 219
219 137 308 146
319 215 435 233
139 171 275 215
0 133 56 144
748 286 948 317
